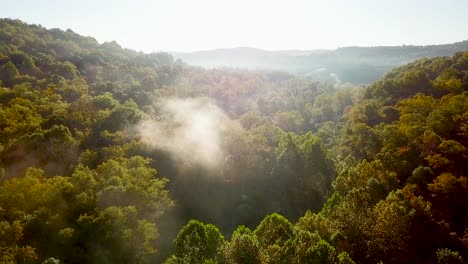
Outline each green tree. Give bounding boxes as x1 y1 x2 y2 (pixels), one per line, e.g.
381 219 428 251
0 61 20 86
171 220 225 264
436 248 465 264
224 225 260 264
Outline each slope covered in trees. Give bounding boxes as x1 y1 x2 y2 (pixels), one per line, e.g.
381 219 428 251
174 41 468 84
0 18 467 264
167 50 468 264
0 19 350 263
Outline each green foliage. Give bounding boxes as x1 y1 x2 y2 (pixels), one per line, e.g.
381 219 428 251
322 50 468 264
0 157 173 263
436 248 465 264
224 226 260 264
172 220 225 264
274 111 304 133
0 18 467 264
337 252 355 264
307 239 336 264
254 213 293 248
93 92 119 110
273 133 336 218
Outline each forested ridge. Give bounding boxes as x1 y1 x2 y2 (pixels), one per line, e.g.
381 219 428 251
174 40 468 84
0 18 467 264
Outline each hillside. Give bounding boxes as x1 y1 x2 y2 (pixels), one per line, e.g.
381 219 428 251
174 40 468 84
0 18 467 264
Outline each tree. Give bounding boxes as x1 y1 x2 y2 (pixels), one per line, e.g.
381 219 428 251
436 248 465 264
0 156 173 263
171 220 225 264
274 111 304 133
224 225 260 264
254 213 293 249
0 61 20 86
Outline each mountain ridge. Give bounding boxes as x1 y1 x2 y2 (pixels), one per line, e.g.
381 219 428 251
173 40 468 84
174 39 468 55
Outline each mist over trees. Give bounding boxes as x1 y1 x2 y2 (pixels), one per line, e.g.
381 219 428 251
174 41 468 84
0 18 467 264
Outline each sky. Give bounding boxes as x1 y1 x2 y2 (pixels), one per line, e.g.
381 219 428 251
2 0 468 52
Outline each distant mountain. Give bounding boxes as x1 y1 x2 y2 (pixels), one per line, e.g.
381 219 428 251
173 41 468 84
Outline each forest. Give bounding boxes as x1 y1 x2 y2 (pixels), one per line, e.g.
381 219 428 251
174 41 468 84
0 18 467 264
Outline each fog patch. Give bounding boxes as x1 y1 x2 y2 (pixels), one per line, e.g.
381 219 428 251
136 97 233 169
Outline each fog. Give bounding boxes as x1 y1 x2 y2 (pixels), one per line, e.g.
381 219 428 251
136 97 233 170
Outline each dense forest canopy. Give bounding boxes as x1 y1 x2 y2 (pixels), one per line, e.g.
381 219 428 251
0 18 467 264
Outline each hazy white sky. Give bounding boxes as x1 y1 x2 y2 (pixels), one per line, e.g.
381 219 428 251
2 0 468 52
